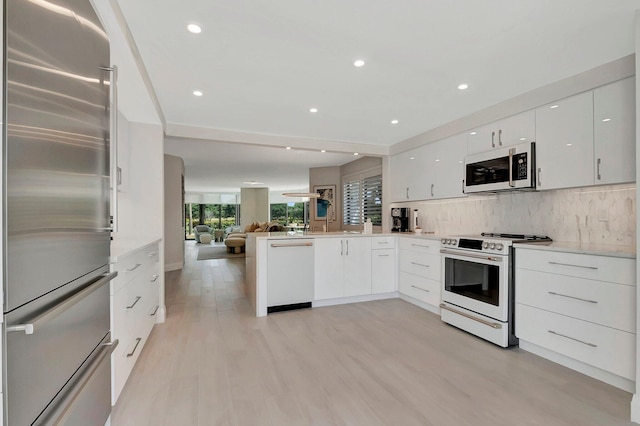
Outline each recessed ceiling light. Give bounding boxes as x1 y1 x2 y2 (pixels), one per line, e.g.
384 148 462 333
602 118 612 122
309 107 318 113
193 90 203 97
435 159 440 162
320 149 326 153
391 119 399 124
566 143 572 147
242 180 264 185
187 24 202 34
520 137 527 141
458 83 469 90
354 153 359 156
550 105 559 109
353 59 365 67
469 131 477 135
409 157 415 160
285 146 292 150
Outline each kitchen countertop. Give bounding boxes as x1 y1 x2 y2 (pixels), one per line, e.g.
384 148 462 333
513 241 636 259
249 231 442 240
110 237 162 262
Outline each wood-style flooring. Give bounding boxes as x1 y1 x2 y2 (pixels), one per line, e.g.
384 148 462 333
111 241 634 425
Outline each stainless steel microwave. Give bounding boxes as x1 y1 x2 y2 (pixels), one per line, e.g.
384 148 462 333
463 142 536 193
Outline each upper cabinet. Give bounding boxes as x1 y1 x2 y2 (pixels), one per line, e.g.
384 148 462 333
535 91 594 190
390 133 466 202
467 110 536 155
593 77 636 185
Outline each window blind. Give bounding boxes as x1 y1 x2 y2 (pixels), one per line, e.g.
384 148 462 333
342 174 382 226
342 180 361 225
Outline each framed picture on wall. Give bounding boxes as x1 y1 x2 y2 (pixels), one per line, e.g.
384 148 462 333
313 184 335 220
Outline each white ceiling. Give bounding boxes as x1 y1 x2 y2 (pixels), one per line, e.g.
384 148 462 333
115 0 639 192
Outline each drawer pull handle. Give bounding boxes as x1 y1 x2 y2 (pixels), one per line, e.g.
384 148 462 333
150 274 159 282
377 254 390 257
548 261 598 270
126 337 142 357
548 330 597 348
148 252 158 257
127 296 142 309
548 291 597 304
377 241 389 244
411 285 429 293
271 242 313 248
410 261 430 268
150 305 159 316
439 303 502 329
126 263 142 272
411 244 430 248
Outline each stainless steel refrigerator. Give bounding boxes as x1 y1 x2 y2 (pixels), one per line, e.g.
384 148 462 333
3 0 118 424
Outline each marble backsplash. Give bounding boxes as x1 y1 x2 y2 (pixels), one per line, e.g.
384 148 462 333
394 183 636 248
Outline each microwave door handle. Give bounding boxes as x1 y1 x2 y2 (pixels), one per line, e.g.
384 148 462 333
508 148 515 188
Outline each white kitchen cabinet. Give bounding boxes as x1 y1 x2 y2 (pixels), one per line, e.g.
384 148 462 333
515 247 636 388
431 133 466 199
467 110 535 155
593 77 636 185
371 237 396 294
110 241 161 405
397 237 441 310
389 145 430 201
314 237 372 300
535 91 594 190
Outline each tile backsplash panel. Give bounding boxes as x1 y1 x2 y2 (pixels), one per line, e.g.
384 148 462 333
397 183 636 247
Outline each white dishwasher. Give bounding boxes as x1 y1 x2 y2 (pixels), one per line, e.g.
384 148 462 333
267 239 314 313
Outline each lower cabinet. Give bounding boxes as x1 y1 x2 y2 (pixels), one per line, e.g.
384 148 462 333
110 241 161 404
397 237 441 309
371 236 396 294
314 237 372 300
515 247 636 387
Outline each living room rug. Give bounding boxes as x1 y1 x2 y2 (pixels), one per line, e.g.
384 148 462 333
197 245 245 261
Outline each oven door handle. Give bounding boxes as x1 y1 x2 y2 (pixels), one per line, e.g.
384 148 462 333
440 249 502 263
440 303 502 329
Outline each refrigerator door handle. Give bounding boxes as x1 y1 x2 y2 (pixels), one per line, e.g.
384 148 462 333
6 272 117 335
33 337 119 426
101 65 119 233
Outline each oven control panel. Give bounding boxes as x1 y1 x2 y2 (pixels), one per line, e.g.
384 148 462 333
441 237 508 255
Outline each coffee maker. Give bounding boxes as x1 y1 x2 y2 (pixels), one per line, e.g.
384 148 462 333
391 207 410 232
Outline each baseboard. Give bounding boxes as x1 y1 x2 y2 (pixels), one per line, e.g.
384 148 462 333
164 261 183 271
155 305 166 323
630 393 640 424
312 292 397 308
398 294 440 316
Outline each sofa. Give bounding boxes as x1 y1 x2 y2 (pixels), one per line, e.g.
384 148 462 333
224 222 287 253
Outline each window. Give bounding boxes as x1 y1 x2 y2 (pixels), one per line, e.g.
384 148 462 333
184 203 238 239
270 202 308 225
343 174 382 226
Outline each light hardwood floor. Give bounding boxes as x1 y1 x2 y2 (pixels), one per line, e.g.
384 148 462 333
111 241 634 425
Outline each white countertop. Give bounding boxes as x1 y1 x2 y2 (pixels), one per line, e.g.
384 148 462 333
110 237 162 262
249 231 442 241
513 241 636 259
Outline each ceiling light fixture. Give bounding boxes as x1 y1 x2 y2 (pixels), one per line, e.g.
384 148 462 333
353 59 365 67
285 146 292 150
550 105 559 109
458 83 469 90
409 157 415 160
391 119 399 124
243 180 264 185
520 137 527 140
187 24 202 34
469 131 477 135
309 107 318 113
602 118 612 122
193 90 203 96
354 153 359 156
320 149 326 153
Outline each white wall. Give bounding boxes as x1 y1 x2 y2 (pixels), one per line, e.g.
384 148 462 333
164 155 184 271
240 187 269 229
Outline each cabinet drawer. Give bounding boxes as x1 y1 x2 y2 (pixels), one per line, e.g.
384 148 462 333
371 236 396 249
399 251 440 280
112 332 147 403
516 268 636 333
398 237 439 254
516 249 635 285
516 304 635 380
398 272 440 306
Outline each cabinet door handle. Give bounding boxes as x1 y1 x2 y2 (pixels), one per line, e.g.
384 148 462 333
411 285 429 293
491 131 495 148
148 252 158 257
498 129 503 146
406 187 409 199
346 240 349 256
596 158 602 180
548 330 597 348
150 274 159 282
548 291 598 304
537 167 542 186
410 261 430 268
127 296 142 309
126 263 142 272
150 305 159 316
341 240 344 256
548 261 598 270
126 337 143 357
430 183 434 197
